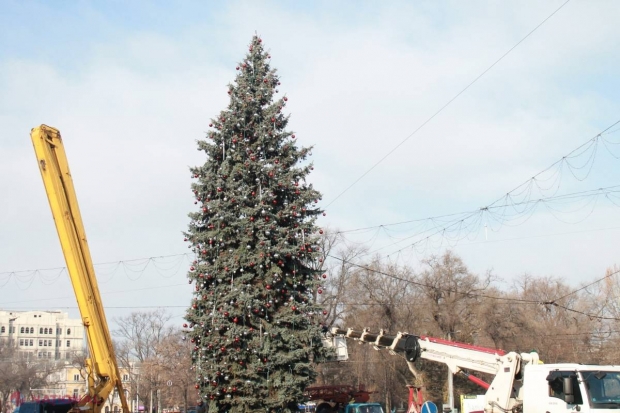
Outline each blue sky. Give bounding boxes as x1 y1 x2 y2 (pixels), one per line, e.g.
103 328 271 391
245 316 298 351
1 0 619 327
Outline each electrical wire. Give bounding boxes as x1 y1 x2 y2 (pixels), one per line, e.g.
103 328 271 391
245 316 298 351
551 268 620 304
326 254 540 304
0 282 189 306
325 0 573 207
330 120 620 237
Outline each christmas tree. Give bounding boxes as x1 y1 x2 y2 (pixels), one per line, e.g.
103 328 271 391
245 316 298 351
184 35 331 413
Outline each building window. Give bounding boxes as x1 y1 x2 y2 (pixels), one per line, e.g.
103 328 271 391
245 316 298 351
105 407 109 413
57 340 61 347
73 389 78 399
67 340 71 348
122 374 129 382
43 340 47 347
39 340 43 346
65 353 70 359
29 339 33 346
47 352 51 357
39 328 43 334
74 374 80 381
0 326 4 333
30 327 34 334
48 340 52 346
20 327 24 333
67 328 71 335
19 339 24 346
44 328 48 334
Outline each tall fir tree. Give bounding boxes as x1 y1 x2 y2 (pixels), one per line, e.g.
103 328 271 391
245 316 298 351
184 35 331 413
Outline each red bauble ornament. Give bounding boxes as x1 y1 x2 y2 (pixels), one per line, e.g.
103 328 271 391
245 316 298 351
284 97 288 101
323 310 328 315
266 285 272 290
183 323 188 328
322 274 327 279
319 230 324 234
292 134 296 139
318 289 323 294
291 306 297 311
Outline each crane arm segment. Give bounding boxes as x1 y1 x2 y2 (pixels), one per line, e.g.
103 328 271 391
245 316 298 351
331 327 504 375
30 125 130 413
331 327 531 413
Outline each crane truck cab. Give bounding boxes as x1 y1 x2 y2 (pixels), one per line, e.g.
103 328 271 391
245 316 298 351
521 363 620 413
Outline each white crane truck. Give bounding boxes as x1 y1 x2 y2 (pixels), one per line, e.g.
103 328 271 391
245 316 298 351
331 327 620 413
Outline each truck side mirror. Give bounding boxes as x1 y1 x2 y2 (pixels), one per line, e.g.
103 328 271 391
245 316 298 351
563 377 575 404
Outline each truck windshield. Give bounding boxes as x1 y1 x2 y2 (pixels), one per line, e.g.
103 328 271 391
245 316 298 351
582 371 620 408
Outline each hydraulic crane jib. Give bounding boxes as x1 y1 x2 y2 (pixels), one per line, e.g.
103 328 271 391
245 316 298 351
330 327 421 363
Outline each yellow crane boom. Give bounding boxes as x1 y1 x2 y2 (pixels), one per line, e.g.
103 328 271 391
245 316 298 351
30 125 130 413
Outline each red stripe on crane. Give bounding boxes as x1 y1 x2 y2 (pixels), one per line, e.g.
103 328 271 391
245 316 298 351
419 336 506 356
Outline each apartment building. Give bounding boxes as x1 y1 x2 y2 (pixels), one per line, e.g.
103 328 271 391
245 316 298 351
0 310 84 360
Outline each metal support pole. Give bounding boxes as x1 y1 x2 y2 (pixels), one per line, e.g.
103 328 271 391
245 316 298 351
448 367 454 413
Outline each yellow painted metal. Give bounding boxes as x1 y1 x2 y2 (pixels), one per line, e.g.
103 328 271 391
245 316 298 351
30 125 130 413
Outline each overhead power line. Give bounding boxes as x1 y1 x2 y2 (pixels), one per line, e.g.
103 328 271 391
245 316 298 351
376 184 620 257
333 119 620 236
0 253 194 289
326 254 620 322
326 119 620 259
550 268 620 304
327 254 539 304
326 0 572 207
0 282 189 306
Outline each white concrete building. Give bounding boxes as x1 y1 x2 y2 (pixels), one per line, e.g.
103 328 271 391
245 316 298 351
0 310 84 360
